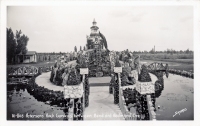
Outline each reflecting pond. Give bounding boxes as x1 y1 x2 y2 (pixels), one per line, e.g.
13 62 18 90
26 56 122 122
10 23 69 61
152 74 193 120
7 88 68 120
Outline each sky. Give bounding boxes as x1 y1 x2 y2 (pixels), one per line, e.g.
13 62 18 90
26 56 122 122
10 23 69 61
7 6 193 52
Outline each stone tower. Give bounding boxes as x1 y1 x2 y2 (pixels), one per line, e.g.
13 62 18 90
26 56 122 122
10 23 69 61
86 19 110 77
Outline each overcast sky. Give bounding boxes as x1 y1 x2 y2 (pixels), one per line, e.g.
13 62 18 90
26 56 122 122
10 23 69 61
7 6 193 52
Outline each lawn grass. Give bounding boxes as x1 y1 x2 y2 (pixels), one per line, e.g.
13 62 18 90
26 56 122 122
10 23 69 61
138 53 193 72
152 59 193 64
139 53 193 60
141 59 193 72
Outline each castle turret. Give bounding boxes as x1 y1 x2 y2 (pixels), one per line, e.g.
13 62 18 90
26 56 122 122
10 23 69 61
86 19 110 77
87 19 103 49
90 19 99 36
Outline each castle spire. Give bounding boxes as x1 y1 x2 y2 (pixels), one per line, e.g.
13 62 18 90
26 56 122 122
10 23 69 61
90 19 99 36
93 18 97 26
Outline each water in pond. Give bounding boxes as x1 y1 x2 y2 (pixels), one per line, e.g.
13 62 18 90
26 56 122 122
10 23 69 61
7 88 68 120
152 74 193 120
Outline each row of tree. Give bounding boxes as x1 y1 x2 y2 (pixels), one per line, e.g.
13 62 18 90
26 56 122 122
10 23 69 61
7 28 29 63
121 49 193 54
74 46 86 52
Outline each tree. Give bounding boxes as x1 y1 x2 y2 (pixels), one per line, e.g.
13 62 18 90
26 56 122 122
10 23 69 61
185 48 190 54
80 46 82 51
15 30 29 55
166 49 170 54
149 48 154 54
126 49 129 54
7 28 17 63
74 46 77 52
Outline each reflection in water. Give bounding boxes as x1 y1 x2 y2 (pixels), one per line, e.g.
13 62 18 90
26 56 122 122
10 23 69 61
7 84 69 120
153 73 193 120
155 78 164 98
7 83 84 120
149 72 165 115
149 71 166 98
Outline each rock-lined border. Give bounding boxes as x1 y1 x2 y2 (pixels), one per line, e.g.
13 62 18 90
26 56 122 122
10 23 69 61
146 95 156 120
168 69 193 79
119 87 137 120
27 73 68 107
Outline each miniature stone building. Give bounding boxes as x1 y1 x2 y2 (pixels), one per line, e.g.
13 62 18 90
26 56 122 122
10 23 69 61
86 19 110 77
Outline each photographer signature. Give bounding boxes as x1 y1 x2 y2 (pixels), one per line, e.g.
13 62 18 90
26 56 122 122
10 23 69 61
173 108 187 117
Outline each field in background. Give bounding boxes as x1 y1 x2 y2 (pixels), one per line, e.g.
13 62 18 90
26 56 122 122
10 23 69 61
7 61 55 68
141 59 193 72
138 53 193 72
139 53 193 60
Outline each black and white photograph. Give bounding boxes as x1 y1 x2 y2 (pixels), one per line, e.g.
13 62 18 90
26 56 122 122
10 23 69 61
1 0 200 125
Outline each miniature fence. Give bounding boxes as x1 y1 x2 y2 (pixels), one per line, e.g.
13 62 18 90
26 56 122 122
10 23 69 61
8 66 39 77
8 66 53 78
